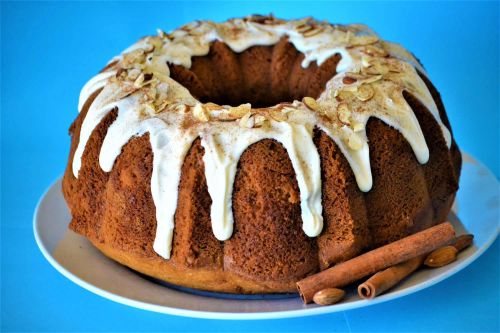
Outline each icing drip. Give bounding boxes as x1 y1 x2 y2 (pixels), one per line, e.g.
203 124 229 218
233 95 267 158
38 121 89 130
73 83 139 177
319 123 372 192
148 120 197 259
201 119 323 241
78 71 117 112
73 16 453 259
100 109 199 259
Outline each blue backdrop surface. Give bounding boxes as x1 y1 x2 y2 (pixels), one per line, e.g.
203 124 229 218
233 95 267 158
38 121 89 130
1 1 499 332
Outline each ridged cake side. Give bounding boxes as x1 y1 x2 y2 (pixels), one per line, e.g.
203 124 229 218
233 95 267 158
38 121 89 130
62 37 461 293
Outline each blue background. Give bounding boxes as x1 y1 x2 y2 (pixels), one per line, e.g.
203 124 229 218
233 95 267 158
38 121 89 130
2 1 499 332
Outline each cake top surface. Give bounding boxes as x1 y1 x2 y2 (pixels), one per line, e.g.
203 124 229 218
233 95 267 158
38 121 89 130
72 15 452 259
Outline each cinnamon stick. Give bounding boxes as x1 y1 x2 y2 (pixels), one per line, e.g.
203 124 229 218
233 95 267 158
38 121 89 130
297 222 455 303
357 255 425 299
359 233 474 299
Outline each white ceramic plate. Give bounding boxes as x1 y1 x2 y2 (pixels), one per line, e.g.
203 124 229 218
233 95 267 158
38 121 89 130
34 153 499 319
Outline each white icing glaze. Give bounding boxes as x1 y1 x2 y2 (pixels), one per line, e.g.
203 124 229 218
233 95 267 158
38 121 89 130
78 71 116 112
72 16 453 259
201 119 323 241
73 83 139 176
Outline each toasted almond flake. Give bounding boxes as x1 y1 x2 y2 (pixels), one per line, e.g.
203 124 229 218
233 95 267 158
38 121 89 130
132 63 144 70
345 72 383 85
361 45 388 57
229 103 251 118
303 27 322 37
193 103 209 122
134 73 145 87
143 44 154 53
364 74 383 84
337 103 351 124
144 86 157 101
361 56 372 68
204 102 223 112
127 68 141 81
302 97 319 111
155 100 169 113
270 112 287 122
238 112 254 128
363 62 389 75
122 48 146 69
148 36 164 51
248 14 269 24
254 114 267 127
351 120 364 132
355 84 375 101
338 112 350 124
386 60 402 73
352 35 379 46
347 133 363 150
296 24 311 33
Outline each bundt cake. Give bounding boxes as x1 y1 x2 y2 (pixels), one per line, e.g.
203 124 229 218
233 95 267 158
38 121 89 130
62 15 462 293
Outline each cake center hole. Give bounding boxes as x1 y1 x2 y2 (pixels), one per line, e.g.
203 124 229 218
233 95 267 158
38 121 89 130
169 41 340 108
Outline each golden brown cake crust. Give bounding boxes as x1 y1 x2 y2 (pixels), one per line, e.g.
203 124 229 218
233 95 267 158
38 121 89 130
63 31 461 294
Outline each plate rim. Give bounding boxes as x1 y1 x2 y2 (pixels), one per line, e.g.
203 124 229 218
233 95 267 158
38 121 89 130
33 152 499 320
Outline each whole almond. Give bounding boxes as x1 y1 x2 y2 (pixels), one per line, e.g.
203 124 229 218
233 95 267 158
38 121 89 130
424 245 458 267
312 288 345 306
452 234 474 252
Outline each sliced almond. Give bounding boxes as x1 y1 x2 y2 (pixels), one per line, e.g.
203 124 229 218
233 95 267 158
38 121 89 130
229 103 251 118
127 68 141 81
302 97 320 111
351 35 379 46
193 103 209 122
282 106 295 114
122 48 146 69
337 103 351 124
361 45 388 57
143 85 157 101
346 133 363 150
204 102 223 112
361 56 372 68
133 73 146 87
253 114 268 127
270 111 287 122
303 27 323 37
148 36 164 51
296 23 312 33
238 112 254 128
351 120 364 132
363 62 390 75
354 84 375 101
